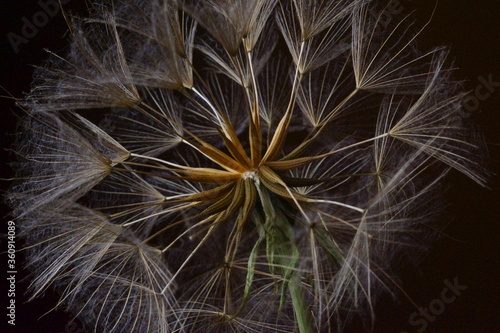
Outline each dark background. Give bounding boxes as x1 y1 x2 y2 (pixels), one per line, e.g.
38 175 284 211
0 1 498 332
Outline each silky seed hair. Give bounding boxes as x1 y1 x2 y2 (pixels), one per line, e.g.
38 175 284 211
8 0 488 332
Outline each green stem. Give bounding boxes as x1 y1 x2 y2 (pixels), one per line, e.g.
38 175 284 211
255 179 313 333
290 275 313 333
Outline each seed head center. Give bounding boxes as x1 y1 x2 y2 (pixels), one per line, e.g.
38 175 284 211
242 169 258 180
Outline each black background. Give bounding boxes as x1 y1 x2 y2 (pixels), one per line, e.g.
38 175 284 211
0 1 499 332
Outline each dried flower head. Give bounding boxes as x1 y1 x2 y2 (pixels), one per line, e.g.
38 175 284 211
8 0 488 332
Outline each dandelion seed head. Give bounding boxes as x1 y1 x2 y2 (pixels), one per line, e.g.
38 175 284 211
7 0 489 332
